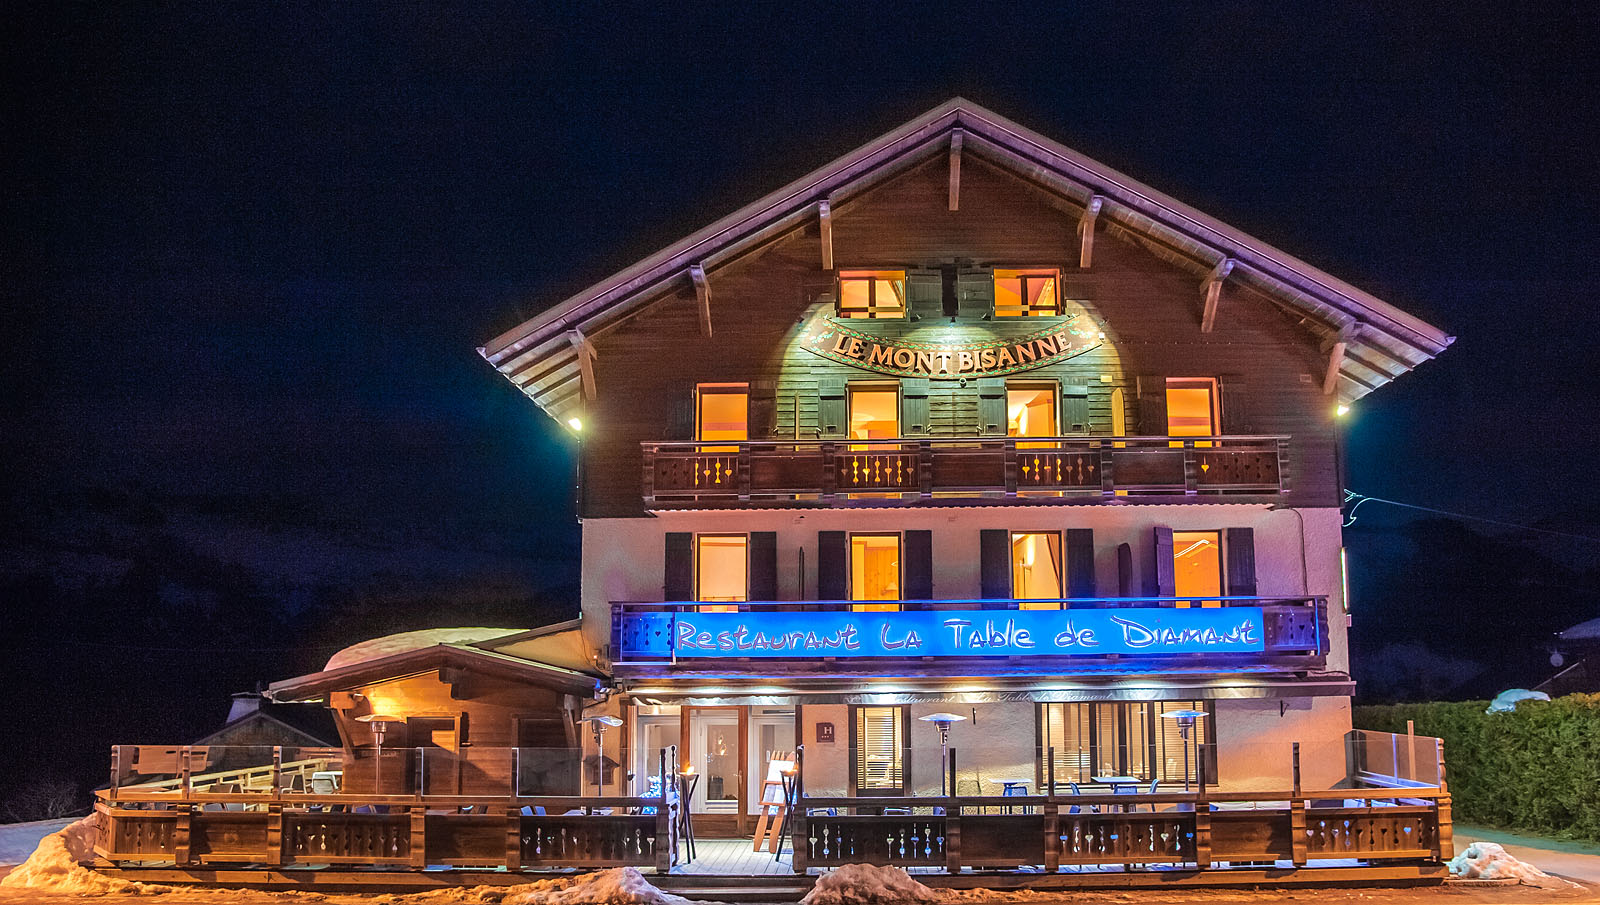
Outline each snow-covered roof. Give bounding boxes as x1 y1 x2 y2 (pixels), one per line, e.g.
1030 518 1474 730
324 627 524 671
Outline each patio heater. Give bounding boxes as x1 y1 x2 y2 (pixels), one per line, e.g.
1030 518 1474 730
581 715 623 798
356 713 402 794
1161 709 1208 792
918 712 967 796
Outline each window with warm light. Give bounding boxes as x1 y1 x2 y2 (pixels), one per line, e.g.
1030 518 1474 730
850 533 900 611
848 385 899 440
837 270 906 319
994 269 1061 317
1166 378 1218 446
696 384 748 446
695 534 747 613
1040 701 1210 784
1007 382 1057 446
1012 532 1063 607
1172 530 1223 606
852 705 906 794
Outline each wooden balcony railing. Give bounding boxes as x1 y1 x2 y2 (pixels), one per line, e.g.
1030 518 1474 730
641 435 1289 506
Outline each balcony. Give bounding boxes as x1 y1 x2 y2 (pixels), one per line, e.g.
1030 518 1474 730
641 435 1288 507
611 595 1328 675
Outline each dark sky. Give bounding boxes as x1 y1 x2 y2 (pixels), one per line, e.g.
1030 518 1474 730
4 2 1600 749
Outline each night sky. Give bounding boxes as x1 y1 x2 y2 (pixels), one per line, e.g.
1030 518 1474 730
4 3 1599 805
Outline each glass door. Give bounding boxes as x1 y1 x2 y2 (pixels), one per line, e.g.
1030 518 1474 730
747 711 796 814
690 710 741 814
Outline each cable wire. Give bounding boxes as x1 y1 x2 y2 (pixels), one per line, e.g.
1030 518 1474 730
1343 490 1600 542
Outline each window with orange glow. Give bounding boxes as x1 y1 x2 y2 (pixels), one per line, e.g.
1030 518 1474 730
696 534 747 612
994 269 1061 317
1172 530 1223 607
1007 383 1057 441
837 270 906 319
696 384 748 443
1012 532 1063 607
850 534 900 611
848 386 899 440
1165 379 1218 444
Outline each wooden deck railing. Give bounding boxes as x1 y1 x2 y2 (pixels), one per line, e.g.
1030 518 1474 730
642 435 1289 506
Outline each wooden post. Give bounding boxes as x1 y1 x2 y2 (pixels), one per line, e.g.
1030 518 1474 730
1290 798 1308 867
272 746 283 797
1200 258 1233 333
409 807 427 869
173 805 193 866
1078 196 1103 268
1043 801 1060 871
1435 739 1454 860
265 803 284 866
945 747 960 873
1193 797 1211 869
791 744 807 873
505 807 522 871
948 130 963 211
655 748 672 873
1292 742 1302 799
690 264 712 338
180 745 193 797
818 201 833 271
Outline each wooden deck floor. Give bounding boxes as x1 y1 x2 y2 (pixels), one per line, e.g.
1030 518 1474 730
676 837 796 875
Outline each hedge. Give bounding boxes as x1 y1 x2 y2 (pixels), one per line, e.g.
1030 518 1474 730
1354 694 1600 841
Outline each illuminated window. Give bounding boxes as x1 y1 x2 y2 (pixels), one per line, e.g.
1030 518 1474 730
994 269 1061 317
1039 701 1209 785
1165 378 1218 446
1007 382 1057 447
850 534 900 611
696 384 748 446
1012 532 1063 607
848 385 899 440
696 534 747 613
837 270 906 319
852 705 906 794
1172 530 1223 607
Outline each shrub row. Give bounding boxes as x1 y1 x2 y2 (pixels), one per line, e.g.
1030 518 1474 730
1354 694 1600 841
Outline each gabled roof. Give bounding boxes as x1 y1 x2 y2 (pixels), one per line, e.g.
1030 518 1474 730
266 639 602 702
480 98 1452 423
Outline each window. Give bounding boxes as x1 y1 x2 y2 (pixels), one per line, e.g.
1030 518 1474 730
697 384 748 447
696 534 747 613
850 533 900 611
1172 530 1223 606
1006 382 1057 439
851 705 907 795
837 270 906 319
847 385 899 440
1165 378 1218 446
1012 532 1063 607
1039 701 1210 786
994 269 1061 317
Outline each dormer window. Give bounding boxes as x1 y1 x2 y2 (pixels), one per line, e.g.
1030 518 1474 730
837 270 906 319
994 268 1061 317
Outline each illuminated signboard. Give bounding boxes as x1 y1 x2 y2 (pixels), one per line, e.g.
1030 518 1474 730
796 313 1100 380
642 607 1263 659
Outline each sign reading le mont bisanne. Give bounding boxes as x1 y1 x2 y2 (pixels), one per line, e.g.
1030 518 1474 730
671 607 1264 658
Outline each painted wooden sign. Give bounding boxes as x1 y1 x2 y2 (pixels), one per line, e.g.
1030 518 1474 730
796 313 1100 379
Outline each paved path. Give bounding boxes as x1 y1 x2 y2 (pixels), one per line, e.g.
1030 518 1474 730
1457 824 1600 885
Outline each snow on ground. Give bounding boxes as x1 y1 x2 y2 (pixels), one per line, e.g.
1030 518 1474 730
800 864 946 905
361 869 696 905
1450 841 1574 888
0 815 170 896
0 817 76 865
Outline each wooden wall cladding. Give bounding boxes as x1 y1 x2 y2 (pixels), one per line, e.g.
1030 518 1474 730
583 155 1339 517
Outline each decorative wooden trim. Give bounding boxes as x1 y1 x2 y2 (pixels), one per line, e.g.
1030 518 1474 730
948 130 963 211
1078 196 1103 268
569 329 598 403
1324 326 1357 395
818 200 833 271
1200 258 1235 333
690 264 712 338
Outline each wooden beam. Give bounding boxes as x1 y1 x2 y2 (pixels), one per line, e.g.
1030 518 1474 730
818 200 833 271
568 329 597 402
1323 328 1356 395
948 130 963 211
689 263 712 337
1200 258 1235 333
1077 196 1103 268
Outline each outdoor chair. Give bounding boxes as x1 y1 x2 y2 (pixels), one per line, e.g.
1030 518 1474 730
1067 781 1099 814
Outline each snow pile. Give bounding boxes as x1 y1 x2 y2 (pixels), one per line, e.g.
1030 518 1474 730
1449 841 1568 888
0 815 169 896
325 628 526 670
801 864 947 905
373 868 694 905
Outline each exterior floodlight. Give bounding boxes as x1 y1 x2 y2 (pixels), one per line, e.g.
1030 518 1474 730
920 712 968 796
1335 404 1350 417
1161 709 1208 791
567 417 584 431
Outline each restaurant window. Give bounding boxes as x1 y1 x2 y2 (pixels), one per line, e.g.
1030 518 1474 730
850 533 900 612
994 269 1061 317
1172 530 1223 606
848 384 900 440
851 705 907 795
1006 382 1057 440
1165 378 1218 446
1039 701 1210 786
696 534 747 613
696 383 748 447
837 270 906 319
1012 532 1063 608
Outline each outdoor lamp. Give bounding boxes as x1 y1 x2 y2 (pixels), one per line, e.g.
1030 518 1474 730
581 715 623 796
1161 709 1208 792
919 712 968 796
356 714 403 792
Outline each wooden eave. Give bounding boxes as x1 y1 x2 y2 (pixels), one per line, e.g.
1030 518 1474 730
480 98 1453 421
265 643 602 703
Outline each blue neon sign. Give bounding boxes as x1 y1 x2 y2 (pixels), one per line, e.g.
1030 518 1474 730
649 607 1263 658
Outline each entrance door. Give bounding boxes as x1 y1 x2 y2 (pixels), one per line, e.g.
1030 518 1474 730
690 710 742 816
747 711 797 815
410 717 458 795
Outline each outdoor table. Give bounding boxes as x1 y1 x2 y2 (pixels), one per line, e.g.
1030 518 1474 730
1090 775 1141 812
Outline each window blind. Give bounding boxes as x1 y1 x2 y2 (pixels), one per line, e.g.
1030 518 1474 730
855 706 903 791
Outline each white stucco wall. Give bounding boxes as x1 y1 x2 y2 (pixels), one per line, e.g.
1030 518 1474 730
1212 695 1351 792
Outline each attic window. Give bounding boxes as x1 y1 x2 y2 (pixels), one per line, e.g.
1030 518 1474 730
994 269 1061 317
837 270 906 319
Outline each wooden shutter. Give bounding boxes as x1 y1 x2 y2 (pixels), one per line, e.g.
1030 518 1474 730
1116 543 1134 597
980 529 1010 604
1135 375 1168 437
1219 376 1249 435
818 376 847 438
817 530 848 601
1065 528 1096 598
749 531 778 601
940 263 959 318
749 379 778 440
1063 384 1090 434
1225 527 1257 596
903 530 933 604
665 381 696 441
664 532 694 601
901 378 930 436
957 266 994 319
977 378 1007 436
1149 526 1175 597
906 269 941 319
